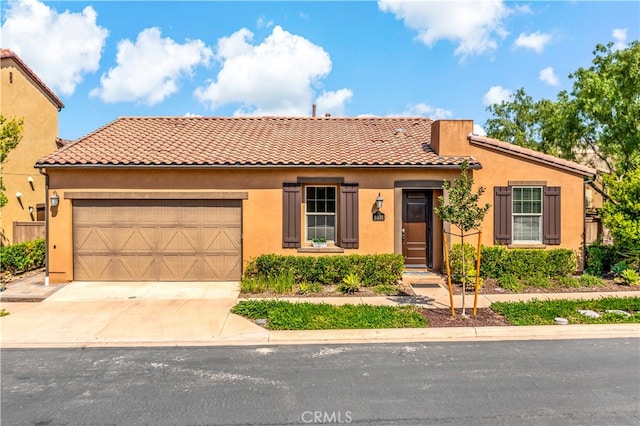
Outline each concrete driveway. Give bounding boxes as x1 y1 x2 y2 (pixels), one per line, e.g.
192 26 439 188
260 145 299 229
0 281 270 347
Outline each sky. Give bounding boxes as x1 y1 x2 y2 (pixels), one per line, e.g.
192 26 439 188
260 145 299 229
1 0 638 140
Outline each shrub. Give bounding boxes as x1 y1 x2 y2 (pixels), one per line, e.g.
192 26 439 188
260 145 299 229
448 243 478 284
296 282 323 295
338 273 361 294
555 275 581 288
585 242 617 276
620 269 640 286
480 246 507 278
240 277 267 294
0 238 45 274
578 274 606 287
523 273 552 289
497 274 524 292
244 254 404 287
480 247 577 279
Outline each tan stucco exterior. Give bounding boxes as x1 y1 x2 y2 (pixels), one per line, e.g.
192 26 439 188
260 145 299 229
430 120 587 257
41 120 592 283
1 55 61 244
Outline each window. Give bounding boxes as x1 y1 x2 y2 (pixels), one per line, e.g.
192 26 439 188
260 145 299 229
512 187 542 243
494 186 561 245
305 186 336 241
282 182 359 249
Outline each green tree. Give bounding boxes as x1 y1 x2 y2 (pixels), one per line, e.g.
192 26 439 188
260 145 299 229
434 161 491 316
484 41 640 178
599 168 640 267
0 115 24 208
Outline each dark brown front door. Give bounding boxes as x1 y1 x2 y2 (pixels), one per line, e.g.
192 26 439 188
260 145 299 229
402 190 433 267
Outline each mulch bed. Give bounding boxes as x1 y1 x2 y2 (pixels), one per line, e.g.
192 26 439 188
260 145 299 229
418 308 512 327
448 277 638 295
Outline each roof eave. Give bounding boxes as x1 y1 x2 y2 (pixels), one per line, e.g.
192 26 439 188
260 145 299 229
35 162 483 170
468 135 596 178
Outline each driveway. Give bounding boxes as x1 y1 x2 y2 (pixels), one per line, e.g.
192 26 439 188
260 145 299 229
0 281 270 347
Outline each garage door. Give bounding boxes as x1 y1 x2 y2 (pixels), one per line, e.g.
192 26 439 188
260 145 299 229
73 199 242 281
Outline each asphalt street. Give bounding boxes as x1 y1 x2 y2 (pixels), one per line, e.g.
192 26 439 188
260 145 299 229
2 339 639 425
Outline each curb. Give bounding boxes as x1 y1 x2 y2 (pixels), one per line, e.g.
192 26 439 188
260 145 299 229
2 324 638 349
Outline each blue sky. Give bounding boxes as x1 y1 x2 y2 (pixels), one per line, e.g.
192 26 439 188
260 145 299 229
2 0 638 140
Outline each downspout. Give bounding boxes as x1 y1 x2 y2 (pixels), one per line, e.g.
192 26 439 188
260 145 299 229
38 168 49 286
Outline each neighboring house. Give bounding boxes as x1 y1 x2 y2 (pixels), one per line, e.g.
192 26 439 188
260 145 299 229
1 49 64 245
35 118 596 283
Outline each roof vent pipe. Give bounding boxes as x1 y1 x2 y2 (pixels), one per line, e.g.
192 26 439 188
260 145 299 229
325 112 331 117
312 104 316 117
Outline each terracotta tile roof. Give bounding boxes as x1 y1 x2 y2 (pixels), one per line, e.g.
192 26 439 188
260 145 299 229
468 134 597 177
36 117 479 168
1 49 65 109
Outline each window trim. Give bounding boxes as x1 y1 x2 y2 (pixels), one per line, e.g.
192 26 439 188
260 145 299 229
511 186 543 244
304 185 338 243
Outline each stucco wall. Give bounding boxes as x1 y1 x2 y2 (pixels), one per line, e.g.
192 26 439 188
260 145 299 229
433 120 587 263
45 167 460 282
1 58 59 244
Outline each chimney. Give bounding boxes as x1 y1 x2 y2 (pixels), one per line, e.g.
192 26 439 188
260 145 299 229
312 104 316 117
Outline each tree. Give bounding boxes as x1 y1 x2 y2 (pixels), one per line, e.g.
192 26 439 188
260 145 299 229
484 41 640 178
0 115 24 208
434 161 491 316
599 168 640 266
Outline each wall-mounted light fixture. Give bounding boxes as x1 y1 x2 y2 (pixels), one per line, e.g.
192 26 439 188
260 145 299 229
27 176 34 183
16 191 23 198
29 206 34 214
375 193 384 210
50 191 59 207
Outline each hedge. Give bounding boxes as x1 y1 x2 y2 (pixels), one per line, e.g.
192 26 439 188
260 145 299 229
479 246 577 279
244 253 404 287
1 239 46 274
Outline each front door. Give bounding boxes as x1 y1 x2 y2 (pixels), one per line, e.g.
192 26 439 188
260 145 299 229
402 190 433 268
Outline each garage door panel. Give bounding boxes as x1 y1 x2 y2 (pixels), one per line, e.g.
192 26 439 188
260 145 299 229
73 199 242 281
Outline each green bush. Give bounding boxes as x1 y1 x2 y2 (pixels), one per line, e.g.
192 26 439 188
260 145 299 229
296 282 324 295
585 242 617 276
0 239 45 274
373 284 399 295
480 247 577 279
448 243 479 284
244 254 404 287
523 273 552 289
555 275 581 288
620 269 640 286
337 273 361 294
578 274 606 287
497 274 524 292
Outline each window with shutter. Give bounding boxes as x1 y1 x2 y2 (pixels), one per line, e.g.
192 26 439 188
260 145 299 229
282 181 359 249
493 185 561 245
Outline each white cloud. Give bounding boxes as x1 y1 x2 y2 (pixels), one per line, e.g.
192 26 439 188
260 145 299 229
256 16 274 29
196 26 349 116
90 27 212 105
483 86 512 106
183 112 202 117
378 0 511 58
539 66 559 86
315 89 353 117
1 0 108 96
513 31 552 53
473 123 487 136
612 28 627 51
398 102 453 119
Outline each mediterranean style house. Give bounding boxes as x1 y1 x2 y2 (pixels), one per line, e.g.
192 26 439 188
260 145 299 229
35 117 596 283
1 49 64 245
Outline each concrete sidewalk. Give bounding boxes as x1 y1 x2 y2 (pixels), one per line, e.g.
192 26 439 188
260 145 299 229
1 273 639 348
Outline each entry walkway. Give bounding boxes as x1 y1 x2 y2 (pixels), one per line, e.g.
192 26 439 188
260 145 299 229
1 272 638 348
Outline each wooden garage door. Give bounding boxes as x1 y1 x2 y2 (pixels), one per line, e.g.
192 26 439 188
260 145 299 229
73 199 241 281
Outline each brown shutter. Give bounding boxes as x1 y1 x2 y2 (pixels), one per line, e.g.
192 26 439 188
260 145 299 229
494 186 512 245
339 184 359 249
282 183 301 248
543 186 561 245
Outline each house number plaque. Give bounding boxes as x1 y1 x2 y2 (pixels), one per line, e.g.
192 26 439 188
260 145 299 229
372 211 385 221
